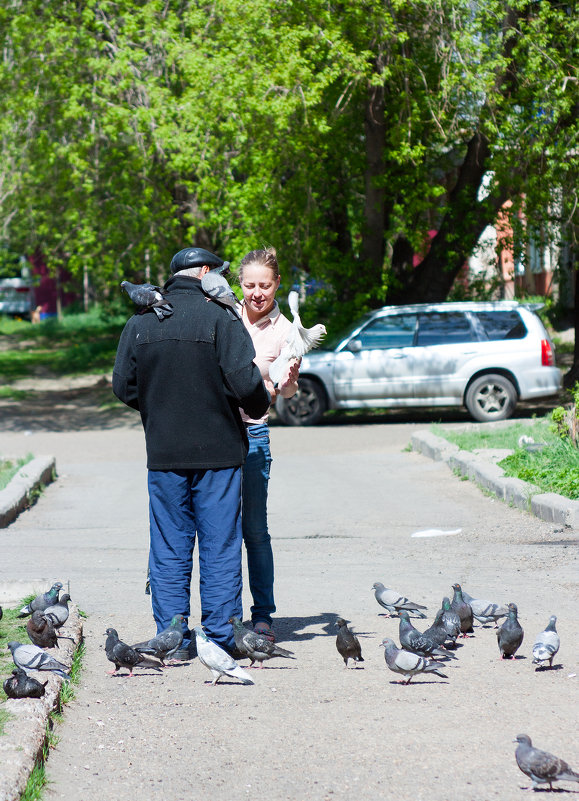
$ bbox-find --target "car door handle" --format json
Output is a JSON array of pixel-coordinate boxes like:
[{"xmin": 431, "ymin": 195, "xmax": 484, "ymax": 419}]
[{"xmin": 389, "ymin": 353, "xmax": 406, "ymax": 359}]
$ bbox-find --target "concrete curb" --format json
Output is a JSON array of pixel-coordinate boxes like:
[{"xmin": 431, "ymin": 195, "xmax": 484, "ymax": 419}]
[
  {"xmin": 411, "ymin": 430, "xmax": 579, "ymax": 528},
  {"xmin": 0, "ymin": 457, "xmax": 56, "ymax": 528},
  {"xmin": 0, "ymin": 608, "xmax": 83, "ymax": 801}
]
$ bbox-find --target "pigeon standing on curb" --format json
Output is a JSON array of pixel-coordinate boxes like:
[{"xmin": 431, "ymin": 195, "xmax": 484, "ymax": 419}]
[
  {"xmin": 380, "ymin": 638, "xmax": 448, "ymax": 685},
  {"xmin": 7, "ymin": 641, "xmax": 70, "ymax": 679},
  {"xmin": 451, "ymin": 583, "xmax": 474, "ymax": 637},
  {"xmin": 132, "ymin": 615, "xmax": 186, "ymax": 665},
  {"xmin": 120, "ymin": 281, "xmax": 173, "ymax": 320},
  {"xmin": 496, "ymin": 603, "xmax": 524, "ymax": 659},
  {"xmin": 398, "ymin": 611, "xmax": 457, "ymax": 660},
  {"xmin": 268, "ymin": 290, "xmax": 327, "ymax": 386},
  {"xmin": 532, "ymin": 615, "xmax": 560, "ymax": 668},
  {"xmin": 335, "ymin": 618, "xmax": 364, "ymax": 668},
  {"xmin": 17, "ymin": 582, "xmax": 63, "ymax": 618},
  {"xmin": 3, "ymin": 667, "xmax": 48, "ymax": 699},
  {"xmin": 26, "ymin": 610, "xmax": 59, "ymax": 649},
  {"xmin": 104, "ymin": 628, "xmax": 161, "ymax": 676},
  {"xmin": 43, "ymin": 593, "xmax": 71, "ymax": 630},
  {"xmin": 372, "ymin": 582, "xmax": 427, "ymax": 618},
  {"xmin": 193, "ymin": 626, "xmax": 254, "ymax": 685},
  {"xmin": 461, "ymin": 590, "xmax": 507, "ymax": 627},
  {"xmin": 514, "ymin": 734, "xmax": 579, "ymax": 790},
  {"xmin": 229, "ymin": 616, "xmax": 295, "ymax": 668}
]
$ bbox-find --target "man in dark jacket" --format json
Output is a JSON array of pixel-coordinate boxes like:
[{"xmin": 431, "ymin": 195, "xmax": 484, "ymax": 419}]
[{"xmin": 113, "ymin": 247, "xmax": 270, "ymax": 655}]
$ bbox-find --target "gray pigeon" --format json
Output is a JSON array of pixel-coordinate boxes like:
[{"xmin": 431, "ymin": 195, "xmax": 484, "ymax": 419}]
[
  {"xmin": 496, "ymin": 602, "xmax": 524, "ymax": 659},
  {"xmin": 132, "ymin": 614, "xmax": 186, "ymax": 665},
  {"xmin": 335, "ymin": 618, "xmax": 364, "ymax": 668},
  {"xmin": 515, "ymin": 734, "xmax": 579, "ymax": 790},
  {"xmin": 17, "ymin": 582, "xmax": 63, "ymax": 618},
  {"xmin": 440, "ymin": 597, "xmax": 461, "ymax": 644},
  {"xmin": 423, "ymin": 609, "xmax": 453, "ymax": 649},
  {"xmin": 380, "ymin": 637, "xmax": 448, "ymax": 685},
  {"xmin": 7, "ymin": 641, "xmax": 70, "ymax": 679},
  {"xmin": 26, "ymin": 610, "xmax": 59, "ymax": 649},
  {"xmin": 200, "ymin": 269, "xmax": 239, "ymax": 310},
  {"xmin": 398, "ymin": 611, "xmax": 457, "ymax": 660},
  {"xmin": 531, "ymin": 615, "xmax": 559, "ymax": 669},
  {"xmin": 193, "ymin": 626, "xmax": 254, "ymax": 685},
  {"xmin": 372, "ymin": 582, "xmax": 427, "ymax": 618},
  {"xmin": 461, "ymin": 590, "xmax": 507, "ymax": 627},
  {"xmin": 104, "ymin": 628, "xmax": 161, "ymax": 676},
  {"xmin": 120, "ymin": 281, "xmax": 173, "ymax": 320},
  {"xmin": 229, "ymin": 616, "xmax": 295, "ymax": 668},
  {"xmin": 43, "ymin": 593, "xmax": 71, "ymax": 630},
  {"xmin": 451, "ymin": 583, "xmax": 474, "ymax": 637},
  {"xmin": 3, "ymin": 667, "xmax": 48, "ymax": 699}
]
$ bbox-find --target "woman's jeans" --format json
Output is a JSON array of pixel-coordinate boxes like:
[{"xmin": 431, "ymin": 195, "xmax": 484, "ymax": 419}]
[{"xmin": 242, "ymin": 423, "xmax": 275, "ymax": 625}]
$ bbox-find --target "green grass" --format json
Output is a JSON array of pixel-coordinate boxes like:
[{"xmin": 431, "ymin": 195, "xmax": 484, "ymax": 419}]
[
  {"xmin": 0, "ymin": 308, "xmax": 127, "ymax": 381},
  {"xmin": 0, "ymin": 606, "xmax": 30, "ymax": 730},
  {"xmin": 430, "ymin": 419, "xmax": 556, "ymax": 452},
  {"xmin": 0, "ymin": 454, "xmax": 34, "ymax": 490}
]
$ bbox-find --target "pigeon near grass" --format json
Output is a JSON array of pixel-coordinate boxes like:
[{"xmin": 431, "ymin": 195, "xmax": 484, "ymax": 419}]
[
  {"xmin": 26, "ymin": 610, "xmax": 59, "ymax": 649},
  {"xmin": 193, "ymin": 626, "xmax": 254, "ymax": 686},
  {"xmin": 43, "ymin": 593, "xmax": 71, "ymax": 630},
  {"xmin": 7, "ymin": 641, "xmax": 70, "ymax": 679},
  {"xmin": 229, "ymin": 616, "xmax": 295, "ymax": 668},
  {"xmin": 268, "ymin": 291, "xmax": 327, "ymax": 386},
  {"xmin": 398, "ymin": 611, "xmax": 457, "ymax": 660},
  {"xmin": 450, "ymin": 583, "xmax": 474, "ymax": 637},
  {"xmin": 532, "ymin": 615, "xmax": 559, "ymax": 669},
  {"xmin": 121, "ymin": 281, "xmax": 173, "ymax": 320},
  {"xmin": 3, "ymin": 667, "xmax": 48, "ymax": 699},
  {"xmin": 335, "ymin": 618, "xmax": 364, "ymax": 668},
  {"xmin": 105, "ymin": 628, "xmax": 161, "ymax": 677},
  {"xmin": 17, "ymin": 582, "xmax": 63, "ymax": 618},
  {"xmin": 372, "ymin": 582, "xmax": 427, "ymax": 618},
  {"xmin": 515, "ymin": 734, "xmax": 579, "ymax": 790},
  {"xmin": 496, "ymin": 603, "xmax": 524, "ymax": 659},
  {"xmin": 461, "ymin": 590, "xmax": 507, "ymax": 627},
  {"xmin": 132, "ymin": 614, "xmax": 186, "ymax": 665},
  {"xmin": 380, "ymin": 638, "xmax": 448, "ymax": 685}
]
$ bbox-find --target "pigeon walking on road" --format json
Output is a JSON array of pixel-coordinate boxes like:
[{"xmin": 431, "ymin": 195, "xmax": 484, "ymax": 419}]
[
  {"xmin": 268, "ymin": 291, "xmax": 327, "ymax": 386},
  {"xmin": 461, "ymin": 590, "xmax": 507, "ymax": 627},
  {"xmin": 26, "ymin": 611, "xmax": 59, "ymax": 649},
  {"xmin": 43, "ymin": 594, "xmax": 71, "ymax": 630},
  {"xmin": 17, "ymin": 582, "xmax": 63, "ymax": 618},
  {"xmin": 335, "ymin": 618, "xmax": 364, "ymax": 668},
  {"xmin": 132, "ymin": 614, "xmax": 186, "ymax": 665},
  {"xmin": 7, "ymin": 641, "xmax": 70, "ymax": 679},
  {"xmin": 372, "ymin": 582, "xmax": 427, "ymax": 618},
  {"xmin": 229, "ymin": 616, "xmax": 295, "ymax": 668},
  {"xmin": 514, "ymin": 734, "xmax": 579, "ymax": 790},
  {"xmin": 3, "ymin": 667, "xmax": 48, "ymax": 699},
  {"xmin": 380, "ymin": 638, "xmax": 448, "ymax": 685},
  {"xmin": 440, "ymin": 597, "xmax": 461, "ymax": 644},
  {"xmin": 398, "ymin": 611, "xmax": 457, "ymax": 660},
  {"xmin": 120, "ymin": 281, "xmax": 173, "ymax": 320},
  {"xmin": 193, "ymin": 626, "xmax": 254, "ymax": 686},
  {"xmin": 531, "ymin": 615, "xmax": 560, "ymax": 669},
  {"xmin": 496, "ymin": 603, "xmax": 524, "ymax": 659},
  {"xmin": 451, "ymin": 583, "xmax": 474, "ymax": 637},
  {"xmin": 104, "ymin": 628, "xmax": 161, "ymax": 676}
]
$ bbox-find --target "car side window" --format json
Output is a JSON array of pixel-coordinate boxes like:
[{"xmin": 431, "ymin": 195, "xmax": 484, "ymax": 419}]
[
  {"xmin": 416, "ymin": 312, "xmax": 476, "ymax": 345},
  {"xmin": 474, "ymin": 311, "xmax": 527, "ymax": 340},
  {"xmin": 356, "ymin": 314, "xmax": 417, "ymax": 349}
]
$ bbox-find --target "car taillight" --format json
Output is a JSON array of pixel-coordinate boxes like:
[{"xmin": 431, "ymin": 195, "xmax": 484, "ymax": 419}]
[{"xmin": 541, "ymin": 339, "xmax": 554, "ymax": 367}]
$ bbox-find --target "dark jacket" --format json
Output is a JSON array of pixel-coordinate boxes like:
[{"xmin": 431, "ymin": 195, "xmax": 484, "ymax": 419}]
[{"xmin": 112, "ymin": 275, "xmax": 270, "ymax": 470}]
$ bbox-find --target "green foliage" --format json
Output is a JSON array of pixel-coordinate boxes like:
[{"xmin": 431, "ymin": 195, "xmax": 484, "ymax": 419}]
[
  {"xmin": 0, "ymin": 454, "xmax": 33, "ymax": 490},
  {"xmin": 431, "ymin": 419, "xmax": 557, "ymax": 452},
  {"xmin": 500, "ymin": 439, "xmax": 579, "ymax": 500}
]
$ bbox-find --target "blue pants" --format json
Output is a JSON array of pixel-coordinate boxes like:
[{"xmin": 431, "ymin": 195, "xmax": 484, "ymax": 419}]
[
  {"xmin": 242, "ymin": 423, "xmax": 275, "ymax": 625},
  {"xmin": 148, "ymin": 467, "xmax": 242, "ymax": 651}
]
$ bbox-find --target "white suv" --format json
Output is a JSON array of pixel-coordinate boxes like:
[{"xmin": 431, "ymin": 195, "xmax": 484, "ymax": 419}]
[{"xmin": 275, "ymin": 301, "xmax": 562, "ymax": 425}]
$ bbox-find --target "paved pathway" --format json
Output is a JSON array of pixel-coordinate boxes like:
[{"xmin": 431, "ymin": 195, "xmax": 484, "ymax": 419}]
[{"xmin": 1, "ymin": 420, "xmax": 578, "ymax": 801}]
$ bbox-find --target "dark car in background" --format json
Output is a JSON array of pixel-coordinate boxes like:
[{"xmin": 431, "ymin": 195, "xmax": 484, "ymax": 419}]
[{"xmin": 275, "ymin": 301, "xmax": 562, "ymax": 425}]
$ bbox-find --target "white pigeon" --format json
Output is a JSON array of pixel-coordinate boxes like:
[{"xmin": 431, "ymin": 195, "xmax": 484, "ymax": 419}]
[
  {"xmin": 193, "ymin": 626, "xmax": 254, "ymax": 686},
  {"xmin": 268, "ymin": 290, "xmax": 326, "ymax": 386},
  {"xmin": 532, "ymin": 615, "xmax": 560, "ymax": 668}
]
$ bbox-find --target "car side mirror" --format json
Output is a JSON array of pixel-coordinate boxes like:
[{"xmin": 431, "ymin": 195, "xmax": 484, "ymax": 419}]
[{"xmin": 346, "ymin": 339, "xmax": 362, "ymax": 353}]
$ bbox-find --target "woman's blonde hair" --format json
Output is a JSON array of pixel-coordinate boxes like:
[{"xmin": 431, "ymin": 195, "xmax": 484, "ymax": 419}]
[{"xmin": 239, "ymin": 247, "xmax": 280, "ymax": 281}]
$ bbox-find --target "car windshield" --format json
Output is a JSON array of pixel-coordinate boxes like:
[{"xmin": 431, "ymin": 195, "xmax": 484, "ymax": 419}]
[{"xmin": 321, "ymin": 314, "xmax": 374, "ymax": 351}]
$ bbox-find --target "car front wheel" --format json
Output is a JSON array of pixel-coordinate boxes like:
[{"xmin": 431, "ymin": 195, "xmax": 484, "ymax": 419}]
[
  {"xmin": 275, "ymin": 377, "xmax": 327, "ymax": 426},
  {"xmin": 465, "ymin": 373, "xmax": 517, "ymax": 422}
]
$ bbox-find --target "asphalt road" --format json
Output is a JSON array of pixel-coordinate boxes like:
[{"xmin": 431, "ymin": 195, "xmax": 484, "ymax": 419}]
[{"xmin": 1, "ymin": 419, "xmax": 578, "ymax": 801}]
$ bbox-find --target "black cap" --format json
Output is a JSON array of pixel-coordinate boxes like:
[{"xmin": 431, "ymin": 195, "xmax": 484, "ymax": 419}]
[{"xmin": 170, "ymin": 247, "xmax": 224, "ymax": 274}]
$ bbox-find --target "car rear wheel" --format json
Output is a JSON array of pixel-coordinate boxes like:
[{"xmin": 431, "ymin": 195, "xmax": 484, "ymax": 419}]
[
  {"xmin": 465, "ymin": 373, "xmax": 517, "ymax": 422},
  {"xmin": 275, "ymin": 377, "xmax": 327, "ymax": 426}
]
